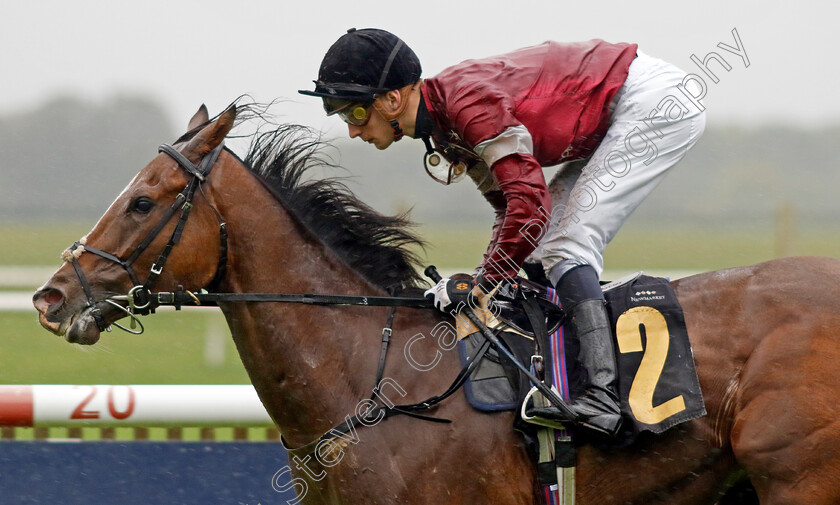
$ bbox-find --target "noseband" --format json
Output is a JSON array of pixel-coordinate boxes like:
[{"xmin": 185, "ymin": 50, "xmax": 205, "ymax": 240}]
[{"xmin": 63, "ymin": 142, "xmax": 228, "ymax": 334}]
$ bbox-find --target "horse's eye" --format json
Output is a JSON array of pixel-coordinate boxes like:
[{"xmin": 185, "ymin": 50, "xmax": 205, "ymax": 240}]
[{"xmin": 131, "ymin": 197, "xmax": 155, "ymax": 214}]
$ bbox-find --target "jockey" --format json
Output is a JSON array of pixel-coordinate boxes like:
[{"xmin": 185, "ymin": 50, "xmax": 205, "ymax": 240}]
[{"xmin": 300, "ymin": 28, "xmax": 705, "ymax": 437}]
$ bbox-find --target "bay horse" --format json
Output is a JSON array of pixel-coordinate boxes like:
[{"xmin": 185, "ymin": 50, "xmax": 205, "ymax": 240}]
[{"xmin": 33, "ymin": 104, "xmax": 840, "ymax": 504}]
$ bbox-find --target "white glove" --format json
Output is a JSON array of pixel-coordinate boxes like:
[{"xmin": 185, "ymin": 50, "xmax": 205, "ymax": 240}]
[{"xmin": 424, "ymin": 277, "xmax": 474, "ymax": 312}]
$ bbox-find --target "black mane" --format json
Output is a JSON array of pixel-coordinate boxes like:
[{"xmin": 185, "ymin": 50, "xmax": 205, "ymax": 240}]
[{"xmin": 234, "ymin": 122, "xmax": 426, "ymax": 293}]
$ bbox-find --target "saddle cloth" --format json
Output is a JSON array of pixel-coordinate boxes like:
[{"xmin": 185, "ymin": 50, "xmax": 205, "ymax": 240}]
[{"xmin": 459, "ymin": 274, "xmax": 706, "ymax": 438}]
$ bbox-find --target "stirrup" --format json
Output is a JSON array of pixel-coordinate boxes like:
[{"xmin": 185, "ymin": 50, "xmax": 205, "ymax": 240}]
[{"xmin": 520, "ymin": 385, "xmax": 568, "ymax": 430}]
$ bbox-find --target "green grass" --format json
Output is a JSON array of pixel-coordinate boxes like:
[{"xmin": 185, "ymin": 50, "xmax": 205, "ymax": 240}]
[
  {"xmin": 604, "ymin": 228, "xmax": 778, "ymax": 271},
  {"xmin": 0, "ymin": 310, "xmax": 249, "ymax": 385},
  {"xmin": 0, "ymin": 223, "xmax": 92, "ymax": 266},
  {"xmin": 414, "ymin": 226, "xmax": 493, "ymax": 269}
]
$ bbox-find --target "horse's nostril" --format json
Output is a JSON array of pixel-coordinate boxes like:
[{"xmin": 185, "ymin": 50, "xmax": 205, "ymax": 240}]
[
  {"xmin": 44, "ymin": 290, "xmax": 63, "ymax": 305},
  {"xmin": 33, "ymin": 288, "xmax": 64, "ymax": 312}
]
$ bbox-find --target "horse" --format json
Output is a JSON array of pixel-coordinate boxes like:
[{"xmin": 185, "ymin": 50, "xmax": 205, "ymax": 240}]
[{"xmin": 32, "ymin": 104, "xmax": 840, "ymax": 505}]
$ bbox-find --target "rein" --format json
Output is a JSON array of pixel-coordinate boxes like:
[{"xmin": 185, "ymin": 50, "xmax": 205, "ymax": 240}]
[{"xmin": 119, "ymin": 289, "xmax": 434, "ymax": 310}]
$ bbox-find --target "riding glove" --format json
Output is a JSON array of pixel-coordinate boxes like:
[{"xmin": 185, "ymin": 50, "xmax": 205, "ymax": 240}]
[{"xmin": 424, "ymin": 277, "xmax": 475, "ymax": 312}]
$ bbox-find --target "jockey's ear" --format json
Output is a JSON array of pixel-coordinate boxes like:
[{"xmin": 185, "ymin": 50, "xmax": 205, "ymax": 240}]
[
  {"xmin": 188, "ymin": 104, "xmax": 210, "ymax": 130},
  {"xmin": 373, "ymin": 89, "xmax": 404, "ymax": 119},
  {"xmin": 184, "ymin": 106, "xmax": 236, "ymax": 162}
]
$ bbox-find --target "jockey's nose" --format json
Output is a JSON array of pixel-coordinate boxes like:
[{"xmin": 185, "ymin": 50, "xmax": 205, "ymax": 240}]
[{"xmin": 348, "ymin": 124, "xmax": 362, "ymax": 139}]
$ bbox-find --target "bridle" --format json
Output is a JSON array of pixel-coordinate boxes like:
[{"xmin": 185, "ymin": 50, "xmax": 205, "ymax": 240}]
[
  {"xmin": 63, "ymin": 142, "xmax": 228, "ymax": 334},
  {"xmin": 63, "ymin": 141, "xmax": 432, "ymax": 335}
]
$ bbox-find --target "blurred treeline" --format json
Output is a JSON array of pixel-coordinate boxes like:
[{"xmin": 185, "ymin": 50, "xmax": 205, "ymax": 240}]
[{"xmin": 1, "ymin": 95, "xmax": 837, "ymax": 230}]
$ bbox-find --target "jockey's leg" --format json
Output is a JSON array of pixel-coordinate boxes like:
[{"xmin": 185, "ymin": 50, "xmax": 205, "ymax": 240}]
[
  {"xmin": 526, "ymin": 51, "xmax": 706, "ymax": 436},
  {"xmin": 523, "ymin": 159, "xmax": 587, "ymax": 286},
  {"xmin": 527, "ymin": 263, "xmax": 623, "ymax": 436}
]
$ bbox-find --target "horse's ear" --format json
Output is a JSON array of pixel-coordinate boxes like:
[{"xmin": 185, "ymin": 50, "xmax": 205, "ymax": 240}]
[
  {"xmin": 188, "ymin": 104, "xmax": 210, "ymax": 130},
  {"xmin": 184, "ymin": 106, "xmax": 236, "ymax": 160}
]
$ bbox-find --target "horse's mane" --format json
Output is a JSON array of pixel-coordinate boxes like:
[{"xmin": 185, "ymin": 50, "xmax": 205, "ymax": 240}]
[{"xmin": 176, "ymin": 106, "xmax": 425, "ymax": 293}]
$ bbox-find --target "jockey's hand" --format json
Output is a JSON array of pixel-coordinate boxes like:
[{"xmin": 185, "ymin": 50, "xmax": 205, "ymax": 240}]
[
  {"xmin": 424, "ymin": 276, "xmax": 475, "ymax": 312},
  {"xmin": 474, "ymin": 271, "xmax": 515, "ymax": 299}
]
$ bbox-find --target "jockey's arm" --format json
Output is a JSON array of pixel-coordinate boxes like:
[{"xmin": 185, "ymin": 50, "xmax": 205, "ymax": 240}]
[
  {"xmin": 478, "ymin": 189, "xmax": 506, "ymax": 269},
  {"xmin": 476, "ymin": 152, "xmax": 551, "ymax": 287}
]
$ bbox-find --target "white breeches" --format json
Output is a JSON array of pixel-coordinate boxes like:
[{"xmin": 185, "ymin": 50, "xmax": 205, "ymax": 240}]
[{"xmin": 534, "ymin": 51, "xmax": 707, "ymax": 284}]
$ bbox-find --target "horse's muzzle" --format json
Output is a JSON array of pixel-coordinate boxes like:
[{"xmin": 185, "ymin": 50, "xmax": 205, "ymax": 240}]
[{"xmin": 33, "ymin": 285, "xmax": 102, "ymax": 345}]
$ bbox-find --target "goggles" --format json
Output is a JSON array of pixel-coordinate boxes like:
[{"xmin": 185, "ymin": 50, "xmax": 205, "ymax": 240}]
[{"xmin": 323, "ymin": 97, "xmax": 375, "ymax": 126}]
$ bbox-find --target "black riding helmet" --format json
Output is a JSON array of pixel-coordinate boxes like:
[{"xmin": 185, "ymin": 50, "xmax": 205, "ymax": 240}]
[{"xmin": 299, "ymin": 28, "xmax": 422, "ymax": 114}]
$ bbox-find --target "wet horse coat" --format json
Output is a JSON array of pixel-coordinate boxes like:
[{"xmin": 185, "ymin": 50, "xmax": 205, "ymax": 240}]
[{"xmin": 33, "ymin": 106, "xmax": 840, "ymax": 504}]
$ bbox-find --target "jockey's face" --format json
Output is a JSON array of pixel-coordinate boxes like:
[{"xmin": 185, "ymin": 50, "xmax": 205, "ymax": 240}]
[{"xmin": 347, "ymin": 99, "xmax": 396, "ymax": 150}]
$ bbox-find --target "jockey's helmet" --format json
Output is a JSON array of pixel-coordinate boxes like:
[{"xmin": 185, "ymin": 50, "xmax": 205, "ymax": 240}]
[{"xmin": 299, "ymin": 28, "xmax": 421, "ymax": 116}]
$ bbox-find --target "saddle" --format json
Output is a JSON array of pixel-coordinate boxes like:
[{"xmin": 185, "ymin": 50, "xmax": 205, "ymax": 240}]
[
  {"xmin": 489, "ymin": 278, "xmax": 565, "ymax": 337},
  {"xmin": 455, "ymin": 277, "xmax": 566, "ymax": 412}
]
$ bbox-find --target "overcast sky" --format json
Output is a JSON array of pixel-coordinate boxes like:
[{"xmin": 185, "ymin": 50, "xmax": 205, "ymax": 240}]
[{"xmin": 0, "ymin": 1, "xmax": 826, "ymax": 138}]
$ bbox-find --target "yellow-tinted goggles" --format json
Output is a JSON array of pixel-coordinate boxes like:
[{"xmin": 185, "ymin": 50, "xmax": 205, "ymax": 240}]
[{"xmin": 323, "ymin": 98, "xmax": 375, "ymax": 126}]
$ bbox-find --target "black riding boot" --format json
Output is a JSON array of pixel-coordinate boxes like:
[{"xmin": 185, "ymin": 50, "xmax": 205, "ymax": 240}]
[{"xmin": 526, "ymin": 265, "xmax": 622, "ymax": 437}]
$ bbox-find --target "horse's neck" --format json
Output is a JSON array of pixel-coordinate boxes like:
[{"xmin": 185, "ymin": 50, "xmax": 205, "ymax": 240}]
[{"xmin": 209, "ymin": 158, "xmax": 388, "ymax": 445}]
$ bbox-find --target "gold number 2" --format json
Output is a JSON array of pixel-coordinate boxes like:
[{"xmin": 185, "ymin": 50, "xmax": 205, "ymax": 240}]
[{"xmin": 616, "ymin": 306, "xmax": 686, "ymax": 425}]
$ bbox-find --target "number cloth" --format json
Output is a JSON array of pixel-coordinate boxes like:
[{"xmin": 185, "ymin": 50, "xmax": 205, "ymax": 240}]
[{"xmin": 605, "ymin": 275, "xmax": 705, "ymax": 436}]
